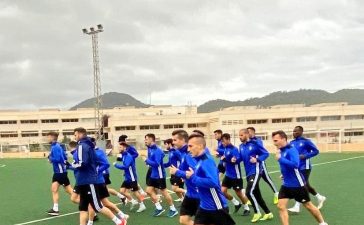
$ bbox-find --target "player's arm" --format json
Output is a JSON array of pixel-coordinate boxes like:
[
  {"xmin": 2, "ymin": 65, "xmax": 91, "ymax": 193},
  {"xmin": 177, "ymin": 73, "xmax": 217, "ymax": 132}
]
[
  {"xmin": 278, "ymin": 149, "xmax": 299, "ymax": 168},
  {"xmin": 190, "ymin": 160, "xmax": 219, "ymax": 188},
  {"xmin": 145, "ymin": 150, "xmax": 162, "ymax": 167},
  {"xmin": 304, "ymin": 140, "xmax": 320, "ymax": 159},
  {"xmin": 255, "ymin": 144, "xmax": 269, "ymax": 162}
]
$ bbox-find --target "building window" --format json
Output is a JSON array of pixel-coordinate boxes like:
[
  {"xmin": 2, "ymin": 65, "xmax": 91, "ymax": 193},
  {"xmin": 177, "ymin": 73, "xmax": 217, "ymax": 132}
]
[
  {"xmin": 221, "ymin": 120, "xmax": 244, "ymax": 125},
  {"xmin": 41, "ymin": 119, "xmax": 59, "ymax": 123},
  {"xmin": 344, "ymin": 115, "xmax": 364, "ymax": 120},
  {"xmin": 344, "ymin": 131, "xmax": 364, "ymax": 137},
  {"xmin": 187, "ymin": 123, "xmax": 207, "ymax": 128},
  {"xmin": 0, "ymin": 132, "xmax": 18, "ymax": 138},
  {"xmin": 164, "ymin": 124, "xmax": 184, "ymax": 129},
  {"xmin": 21, "ymin": 133, "xmax": 39, "ymax": 137},
  {"xmin": 140, "ymin": 125, "xmax": 160, "ymax": 130},
  {"xmin": 115, "ymin": 126, "xmax": 136, "ymax": 131},
  {"xmin": 247, "ymin": 119, "xmax": 268, "ymax": 125},
  {"xmin": 296, "ymin": 117, "xmax": 317, "ymax": 122},
  {"xmin": 20, "ymin": 120, "xmax": 38, "ymax": 124},
  {"xmin": 321, "ymin": 116, "xmax": 341, "ymax": 121},
  {"xmin": 41, "ymin": 130, "xmax": 59, "ymax": 136},
  {"xmin": 62, "ymin": 132, "xmax": 74, "ymax": 136},
  {"xmin": 61, "ymin": 118, "xmax": 79, "ymax": 123},
  {"xmin": 0, "ymin": 120, "xmax": 17, "ymax": 124},
  {"xmin": 272, "ymin": 118, "xmax": 293, "ymax": 123}
]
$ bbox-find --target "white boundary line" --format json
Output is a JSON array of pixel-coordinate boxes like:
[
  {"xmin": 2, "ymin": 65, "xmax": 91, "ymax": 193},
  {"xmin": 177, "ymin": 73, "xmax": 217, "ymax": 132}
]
[
  {"xmin": 13, "ymin": 155, "xmax": 364, "ymax": 225},
  {"xmin": 0, "ymin": 164, "xmax": 6, "ymax": 168}
]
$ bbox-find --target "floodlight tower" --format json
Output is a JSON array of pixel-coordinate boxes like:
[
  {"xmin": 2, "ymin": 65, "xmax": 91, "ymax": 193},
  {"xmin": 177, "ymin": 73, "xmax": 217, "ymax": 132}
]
[{"xmin": 82, "ymin": 24, "xmax": 104, "ymax": 140}]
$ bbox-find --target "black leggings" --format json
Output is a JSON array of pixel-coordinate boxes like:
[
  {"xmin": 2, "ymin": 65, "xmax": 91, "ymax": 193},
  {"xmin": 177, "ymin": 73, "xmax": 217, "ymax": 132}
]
[
  {"xmin": 302, "ymin": 169, "xmax": 317, "ymax": 196},
  {"xmin": 246, "ymin": 174, "xmax": 270, "ymax": 214},
  {"xmin": 261, "ymin": 162, "xmax": 278, "ymax": 193}
]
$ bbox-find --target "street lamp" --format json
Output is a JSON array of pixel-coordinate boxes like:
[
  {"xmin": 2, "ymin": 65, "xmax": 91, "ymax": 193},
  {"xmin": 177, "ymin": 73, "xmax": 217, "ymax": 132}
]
[{"xmin": 82, "ymin": 24, "xmax": 104, "ymax": 140}]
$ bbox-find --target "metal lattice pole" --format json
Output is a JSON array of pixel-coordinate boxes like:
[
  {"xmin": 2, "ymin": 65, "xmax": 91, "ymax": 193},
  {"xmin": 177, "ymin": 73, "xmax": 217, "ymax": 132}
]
[{"xmin": 83, "ymin": 25, "xmax": 104, "ymax": 140}]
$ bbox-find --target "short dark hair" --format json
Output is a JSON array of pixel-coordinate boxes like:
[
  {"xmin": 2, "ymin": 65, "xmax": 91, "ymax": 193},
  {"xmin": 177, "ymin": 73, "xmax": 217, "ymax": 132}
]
[
  {"xmin": 118, "ymin": 135, "xmax": 128, "ymax": 143},
  {"xmin": 272, "ymin": 130, "xmax": 288, "ymax": 140},
  {"xmin": 221, "ymin": 133, "xmax": 231, "ymax": 140},
  {"xmin": 90, "ymin": 137, "xmax": 96, "ymax": 143},
  {"xmin": 188, "ymin": 133, "xmax": 206, "ymax": 147},
  {"xmin": 74, "ymin": 127, "xmax": 87, "ymax": 134},
  {"xmin": 119, "ymin": 142, "xmax": 128, "ymax": 147},
  {"xmin": 192, "ymin": 130, "xmax": 205, "ymax": 137},
  {"xmin": 46, "ymin": 131, "xmax": 59, "ymax": 139},
  {"xmin": 295, "ymin": 126, "xmax": 304, "ymax": 132},
  {"xmin": 214, "ymin": 129, "xmax": 223, "ymax": 134},
  {"xmin": 69, "ymin": 141, "xmax": 78, "ymax": 148},
  {"xmin": 164, "ymin": 138, "xmax": 173, "ymax": 145},
  {"xmin": 145, "ymin": 133, "xmax": 156, "ymax": 141},
  {"xmin": 172, "ymin": 129, "xmax": 188, "ymax": 142},
  {"xmin": 247, "ymin": 127, "xmax": 256, "ymax": 132}
]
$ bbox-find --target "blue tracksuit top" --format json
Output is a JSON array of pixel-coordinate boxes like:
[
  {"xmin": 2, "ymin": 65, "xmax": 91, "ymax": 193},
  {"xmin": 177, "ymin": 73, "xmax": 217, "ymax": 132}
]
[
  {"xmin": 290, "ymin": 136, "xmax": 319, "ymax": 171},
  {"xmin": 191, "ymin": 152, "xmax": 228, "ymax": 211},
  {"xmin": 67, "ymin": 149, "xmax": 79, "ymax": 183},
  {"xmin": 221, "ymin": 144, "xmax": 242, "ymax": 179},
  {"xmin": 145, "ymin": 144, "xmax": 166, "ymax": 179},
  {"xmin": 278, "ymin": 144, "xmax": 306, "ymax": 188},
  {"xmin": 95, "ymin": 147, "xmax": 110, "ymax": 184},
  {"xmin": 115, "ymin": 151, "xmax": 138, "ymax": 182},
  {"xmin": 127, "ymin": 145, "xmax": 139, "ymax": 159},
  {"xmin": 239, "ymin": 140, "xmax": 269, "ymax": 177},
  {"xmin": 176, "ymin": 150, "xmax": 199, "ymax": 199},
  {"xmin": 49, "ymin": 142, "xmax": 67, "ymax": 174},
  {"xmin": 250, "ymin": 136, "xmax": 264, "ymax": 147},
  {"xmin": 164, "ymin": 148, "xmax": 182, "ymax": 168},
  {"xmin": 73, "ymin": 137, "xmax": 98, "ymax": 185}
]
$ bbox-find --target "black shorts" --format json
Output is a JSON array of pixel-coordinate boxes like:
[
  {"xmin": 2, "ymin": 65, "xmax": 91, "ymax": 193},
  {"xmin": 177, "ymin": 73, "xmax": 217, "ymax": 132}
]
[
  {"xmin": 194, "ymin": 207, "xmax": 235, "ymax": 225},
  {"xmin": 121, "ymin": 181, "xmax": 139, "ymax": 192},
  {"xmin": 148, "ymin": 178, "xmax": 167, "ymax": 190},
  {"xmin": 222, "ymin": 176, "xmax": 243, "ymax": 190},
  {"xmin": 97, "ymin": 183, "xmax": 110, "ymax": 199},
  {"xmin": 146, "ymin": 167, "xmax": 152, "ymax": 186},
  {"xmin": 170, "ymin": 175, "xmax": 184, "ymax": 188},
  {"xmin": 103, "ymin": 174, "xmax": 112, "ymax": 185},
  {"xmin": 180, "ymin": 196, "xmax": 200, "ymax": 216},
  {"xmin": 73, "ymin": 185, "xmax": 80, "ymax": 194},
  {"xmin": 52, "ymin": 173, "xmax": 70, "ymax": 186},
  {"xmin": 218, "ymin": 162, "xmax": 226, "ymax": 174},
  {"xmin": 78, "ymin": 184, "xmax": 104, "ymax": 212},
  {"xmin": 278, "ymin": 186, "xmax": 310, "ymax": 203}
]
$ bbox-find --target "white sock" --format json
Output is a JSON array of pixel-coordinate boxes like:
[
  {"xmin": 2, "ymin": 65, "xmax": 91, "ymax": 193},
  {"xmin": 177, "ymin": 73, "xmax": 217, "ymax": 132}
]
[
  {"xmin": 319, "ymin": 222, "xmax": 327, "ymax": 225},
  {"xmin": 315, "ymin": 193, "xmax": 323, "ymax": 199},
  {"xmin": 170, "ymin": 205, "xmax": 176, "ymax": 211},
  {"xmin": 140, "ymin": 202, "xmax": 146, "ymax": 207},
  {"xmin": 53, "ymin": 203, "xmax": 59, "ymax": 211},
  {"xmin": 131, "ymin": 199, "xmax": 138, "ymax": 204},
  {"xmin": 294, "ymin": 202, "xmax": 301, "ymax": 208},
  {"xmin": 112, "ymin": 216, "xmax": 122, "ymax": 224},
  {"xmin": 241, "ymin": 189, "xmax": 246, "ymax": 195},
  {"xmin": 117, "ymin": 211, "xmax": 125, "ymax": 219},
  {"xmin": 244, "ymin": 204, "xmax": 250, "ymax": 210},
  {"xmin": 231, "ymin": 197, "xmax": 240, "ymax": 206},
  {"xmin": 155, "ymin": 202, "xmax": 163, "ymax": 210},
  {"xmin": 87, "ymin": 221, "xmax": 94, "ymax": 225},
  {"xmin": 117, "ymin": 193, "xmax": 124, "ymax": 199}
]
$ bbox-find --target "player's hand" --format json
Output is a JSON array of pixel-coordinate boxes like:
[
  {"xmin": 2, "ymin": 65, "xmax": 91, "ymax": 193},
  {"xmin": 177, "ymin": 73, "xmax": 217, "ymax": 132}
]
[
  {"xmin": 299, "ymin": 154, "xmax": 305, "ymax": 160},
  {"xmin": 250, "ymin": 157, "xmax": 257, "ymax": 163},
  {"xmin": 280, "ymin": 174, "xmax": 284, "ymax": 180},
  {"xmin": 170, "ymin": 165, "xmax": 178, "ymax": 175},
  {"xmin": 231, "ymin": 157, "xmax": 237, "ymax": 163},
  {"xmin": 113, "ymin": 162, "xmax": 117, "ymax": 166},
  {"xmin": 141, "ymin": 156, "xmax": 147, "ymax": 161},
  {"xmin": 220, "ymin": 155, "xmax": 226, "ymax": 161},
  {"xmin": 186, "ymin": 167, "xmax": 194, "ymax": 179}
]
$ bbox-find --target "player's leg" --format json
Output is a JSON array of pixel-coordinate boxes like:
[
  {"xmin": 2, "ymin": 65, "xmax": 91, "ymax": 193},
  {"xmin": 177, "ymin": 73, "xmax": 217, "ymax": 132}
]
[
  {"xmin": 304, "ymin": 170, "xmax": 326, "ymax": 209},
  {"xmin": 277, "ymin": 198, "xmax": 290, "ymax": 225},
  {"xmin": 221, "ymin": 177, "xmax": 241, "ymax": 213},
  {"xmin": 261, "ymin": 162, "xmax": 279, "ymax": 204},
  {"xmin": 251, "ymin": 180, "xmax": 273, "ymax": 221},
  {"xmin": 160, "ymin": 187, "xmax": 178, "ymax": 217},
  {"xmin": 48, "ymin": 181, "xmax": 60, "ymax": 215},
  {"xmin": 233, "ymin": 180, "xmax": 250, "ymax": 216},
  {"xmin": 246, "ymin": 174, "xmax": 263, "ymax": 222},
  {"xmin": 101, "ymin": 198, "xmax": 129, "ymax": 220},
  {"xmin": 132, "ymin": 184, "xmax": 146, "ymax": 212},
  {"xmin": 302, "ymin": 202, "xmax": 328, "ymax": 225}
]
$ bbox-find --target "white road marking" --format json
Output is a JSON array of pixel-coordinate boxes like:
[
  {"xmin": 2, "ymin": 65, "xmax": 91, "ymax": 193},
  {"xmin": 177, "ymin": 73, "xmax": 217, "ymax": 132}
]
[{"xmin": 13, "ymin": 155, "xmax": 364, "ymax": 225}]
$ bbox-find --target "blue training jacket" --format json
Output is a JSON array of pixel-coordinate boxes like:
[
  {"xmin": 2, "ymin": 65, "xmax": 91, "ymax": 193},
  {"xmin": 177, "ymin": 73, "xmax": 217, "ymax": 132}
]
[
  {"xmin": 221, "ymin": 144, "xmax": 242, "ymax": 179},
  {"xmin": 73, "ymin": 137, "xmax": 98, "ymax": 185},
  {"xmin": 67, "ymin": 149, "xmax": 78, "ymax": 183},
  {"xmin": 49, "ymin": 142, "xmax": 67, "ymax": 174},
  {"xmin": 145, "ymin": 144, "xmax": 166, "ymax": 179},
  {"xmin": 164, "ymin": 148, "xmax": 182, "ymax": 168},
  {"xmin": 176, "ymin": 145, "xmax": 199, "ymax": 199},
  {"xmin": 190, "ymin": 152, "xmax": 228, "ymax": 211},
  {"xmin": 127, "ymin": 145, "xmax": 139, "ymax": 159},
  {"xmin": 290, "ymin": 136, "xmax": 319, "ymax": 171},
  {"xmin": 239, "ymin": 140, "xmax": 269, "ymax": 177},
  {"xmin": 250, "ymin": 136, "xmax": 264, "ymax": 147},
  {"xmin": 95, "ymin": 147, "xmax": 110, "ymax": 184},
  {"xmin": 114, "ymin": 151, "xmax": 138, "ymax": 182},
  {"xmin": 278, "ymin": 144, "xmax": 306, "ymax": 188}
]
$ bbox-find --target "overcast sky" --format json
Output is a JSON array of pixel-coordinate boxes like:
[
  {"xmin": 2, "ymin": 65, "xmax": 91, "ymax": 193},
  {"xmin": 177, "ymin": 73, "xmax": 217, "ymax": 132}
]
[{"xmin": 1, "ymin": 0, "xmax": 364, "ymax": 109}]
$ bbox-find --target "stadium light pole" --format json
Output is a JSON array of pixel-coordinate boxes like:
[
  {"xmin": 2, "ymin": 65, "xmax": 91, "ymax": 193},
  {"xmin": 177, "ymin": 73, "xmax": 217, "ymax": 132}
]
[{"xmin": 82, "ymin": 24, "xmax": 104, "ymax": 141}]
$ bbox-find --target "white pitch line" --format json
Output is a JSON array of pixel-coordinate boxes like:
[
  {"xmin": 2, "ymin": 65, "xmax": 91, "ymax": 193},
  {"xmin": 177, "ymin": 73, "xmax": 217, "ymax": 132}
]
[
  {"xmin": 13, "ymin": 155, "xmax": 364, "ymax": 225},
  {"xmin": 0, "ymin": 164, "xmax": 6, "ymax": 168}
]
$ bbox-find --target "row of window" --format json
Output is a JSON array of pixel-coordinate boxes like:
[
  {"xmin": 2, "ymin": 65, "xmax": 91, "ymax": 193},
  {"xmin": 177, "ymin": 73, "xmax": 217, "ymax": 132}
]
[
  {"xmin": 0, "ymin": 119, "xmax": 79, "ymax": 125},
  {"xmin": 115, "ymin": 123, "xmax": 208, "ymax": 131},
  {"xmin": 221, "ymin": 114, "xmax": 364, "ymax": 125}
]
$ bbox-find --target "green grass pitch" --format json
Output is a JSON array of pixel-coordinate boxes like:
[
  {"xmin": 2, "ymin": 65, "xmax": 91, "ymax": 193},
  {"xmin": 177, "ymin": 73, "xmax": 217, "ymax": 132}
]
[{"xmin": 0, "ymin": 153, "xmax": 364, "ymax": 225}]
